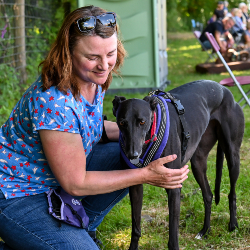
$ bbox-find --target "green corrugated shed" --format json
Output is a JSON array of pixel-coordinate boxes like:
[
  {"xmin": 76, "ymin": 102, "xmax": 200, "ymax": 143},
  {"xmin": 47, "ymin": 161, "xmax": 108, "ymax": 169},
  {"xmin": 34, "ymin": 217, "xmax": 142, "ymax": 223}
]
[{"xmin": 78, "ymin": 0, "xmax": 169, "ymax": 93}]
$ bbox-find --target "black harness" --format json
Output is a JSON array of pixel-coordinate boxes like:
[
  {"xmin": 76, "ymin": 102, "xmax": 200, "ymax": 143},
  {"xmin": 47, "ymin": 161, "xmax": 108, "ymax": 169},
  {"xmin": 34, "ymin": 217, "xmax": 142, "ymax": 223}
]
[{"xmin": 148, "ymin": 90, "xmax": 190, "ymax": 162}]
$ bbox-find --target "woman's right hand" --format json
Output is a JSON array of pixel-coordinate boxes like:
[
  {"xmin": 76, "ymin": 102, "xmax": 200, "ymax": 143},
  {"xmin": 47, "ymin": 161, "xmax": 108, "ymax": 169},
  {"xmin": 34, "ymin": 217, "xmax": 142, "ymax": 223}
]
[{"xmin": 143, "ymin": 154, "xmax": 189, "ymax": 189}]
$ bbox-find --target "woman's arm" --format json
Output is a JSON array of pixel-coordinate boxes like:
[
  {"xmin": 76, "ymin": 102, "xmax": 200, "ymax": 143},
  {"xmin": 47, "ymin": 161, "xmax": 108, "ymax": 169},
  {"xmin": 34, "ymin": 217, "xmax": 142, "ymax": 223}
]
[
  {"xmin": 39, "ymin": 130, "xmax": 189, "ymax": 197},
  {"xmin": 103, "ymin": 120, "xmax": 119, "ymax": 141}
]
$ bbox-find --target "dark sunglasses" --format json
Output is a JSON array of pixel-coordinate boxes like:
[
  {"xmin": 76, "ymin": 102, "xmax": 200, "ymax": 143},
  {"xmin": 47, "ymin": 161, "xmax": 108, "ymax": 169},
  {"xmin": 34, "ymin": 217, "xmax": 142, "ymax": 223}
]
[{"xmin": 76, "ymin": 12, "xmax": 116, "ymax": 32}]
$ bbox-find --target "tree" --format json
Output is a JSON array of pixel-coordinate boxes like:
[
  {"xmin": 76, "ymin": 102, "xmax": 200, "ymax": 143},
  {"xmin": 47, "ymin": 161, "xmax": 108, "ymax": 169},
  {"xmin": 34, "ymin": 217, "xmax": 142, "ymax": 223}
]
[{"xmin": 167, "ymin": 0, "xmax": 246, "ymax": 32}]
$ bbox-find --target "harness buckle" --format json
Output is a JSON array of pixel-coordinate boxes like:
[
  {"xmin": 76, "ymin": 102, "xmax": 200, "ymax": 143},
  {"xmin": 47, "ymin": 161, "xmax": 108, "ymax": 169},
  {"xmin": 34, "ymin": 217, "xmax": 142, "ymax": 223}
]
[
  {"xmin": 173, "ymin": 100, "xmax": 185, "ymax": 115},
  {"xmin": 183, "ymin": 131, "xmax": 190, "ymax": 140}
]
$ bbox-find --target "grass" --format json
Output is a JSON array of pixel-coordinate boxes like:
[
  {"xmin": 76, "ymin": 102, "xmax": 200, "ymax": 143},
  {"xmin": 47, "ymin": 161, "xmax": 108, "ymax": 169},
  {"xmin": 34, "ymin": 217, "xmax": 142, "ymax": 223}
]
[
  {"xmin": 0, "ymin": 34, "xmax": 249, "ymax": 249},
  {"xmin": 99, "ymin": 34, "xmax": 250, "ymax": 249}
]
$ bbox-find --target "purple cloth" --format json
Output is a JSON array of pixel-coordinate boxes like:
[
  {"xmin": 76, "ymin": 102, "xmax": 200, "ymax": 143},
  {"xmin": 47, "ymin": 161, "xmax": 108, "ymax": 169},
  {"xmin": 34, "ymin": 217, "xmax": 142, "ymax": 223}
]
[{"xmin": 46, "ymin": 187, "xmax": 89, "ymax": 229}]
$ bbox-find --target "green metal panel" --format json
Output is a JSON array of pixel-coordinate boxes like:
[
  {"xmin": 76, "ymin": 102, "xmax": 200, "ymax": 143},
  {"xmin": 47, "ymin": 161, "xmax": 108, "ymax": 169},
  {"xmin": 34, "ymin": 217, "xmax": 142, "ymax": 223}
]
[{"xmin": 78, "ymin": 0, "xmax": 168, "ymax": 91}]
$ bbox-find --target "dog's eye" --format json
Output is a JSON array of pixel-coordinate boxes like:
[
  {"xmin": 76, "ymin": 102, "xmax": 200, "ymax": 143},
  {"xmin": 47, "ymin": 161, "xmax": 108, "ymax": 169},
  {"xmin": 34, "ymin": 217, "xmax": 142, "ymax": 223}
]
[
  {"xmin": 140, "ymin": 121, "xmax": 145, "ymax": 125},
  {"xmin": 120, "ymin": 121, "xmax": 124, "ymax": 126}
]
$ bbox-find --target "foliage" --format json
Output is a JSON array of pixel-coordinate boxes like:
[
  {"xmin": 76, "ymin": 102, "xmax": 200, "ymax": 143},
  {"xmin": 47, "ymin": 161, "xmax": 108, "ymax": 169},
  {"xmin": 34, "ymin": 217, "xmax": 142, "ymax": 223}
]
[
  {"xmin": 167, "ymin": 0, "xmax": 246, "ymax": 31},
  {"xmin": 0, "ymin": 0, "xmax": 78, "ymax": 125},
  {"xmin": 0, "ymin": 65, "xmax": 25, "ymax": 125},
  {"xmin": 100, "ymin": 34, "xmax": 250, "ymax": 249}
]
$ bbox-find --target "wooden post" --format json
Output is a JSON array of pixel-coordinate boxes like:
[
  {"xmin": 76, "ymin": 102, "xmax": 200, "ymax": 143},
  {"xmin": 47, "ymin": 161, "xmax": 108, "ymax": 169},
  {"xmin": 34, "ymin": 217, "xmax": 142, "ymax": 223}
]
[
  {"xmin": 14, "ymin": 0, "xmax": 26, "ymax": 84},
  {"xmin": 63, "ymin": 1, "xmax": 71, "ymax": 18}
]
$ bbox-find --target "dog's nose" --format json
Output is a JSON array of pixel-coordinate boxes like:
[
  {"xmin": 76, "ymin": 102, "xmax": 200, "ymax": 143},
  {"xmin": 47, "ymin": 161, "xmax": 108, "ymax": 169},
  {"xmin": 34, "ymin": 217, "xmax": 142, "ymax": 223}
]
[{"xmin": 129, "ymin": 151, "xmax": 139, "ymax": 159}]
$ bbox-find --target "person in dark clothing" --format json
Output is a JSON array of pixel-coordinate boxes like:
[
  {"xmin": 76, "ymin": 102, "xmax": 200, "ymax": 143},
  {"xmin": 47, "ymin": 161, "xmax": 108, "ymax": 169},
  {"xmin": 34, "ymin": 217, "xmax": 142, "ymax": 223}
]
[
  {"xmin": 200, "ymin": 16, "xmax": 235, "ymax": 54},
  {"xmin": 212, "ymin": 1, "xmax": 225, "ymax": 22}
]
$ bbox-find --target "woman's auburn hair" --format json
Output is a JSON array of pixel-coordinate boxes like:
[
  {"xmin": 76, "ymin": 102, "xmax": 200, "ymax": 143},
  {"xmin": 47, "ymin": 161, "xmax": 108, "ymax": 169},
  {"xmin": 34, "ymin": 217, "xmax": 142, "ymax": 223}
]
[{"xmin": 39, "ymin": 5, "xmax": 126, "ymax": 99}]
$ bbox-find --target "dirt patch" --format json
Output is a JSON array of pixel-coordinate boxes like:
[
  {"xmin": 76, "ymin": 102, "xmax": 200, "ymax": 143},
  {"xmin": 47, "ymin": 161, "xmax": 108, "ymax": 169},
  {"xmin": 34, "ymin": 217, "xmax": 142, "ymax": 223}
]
[{"xmin": 167, "ymin": 32, "xmax": 194, "ymax": 39}]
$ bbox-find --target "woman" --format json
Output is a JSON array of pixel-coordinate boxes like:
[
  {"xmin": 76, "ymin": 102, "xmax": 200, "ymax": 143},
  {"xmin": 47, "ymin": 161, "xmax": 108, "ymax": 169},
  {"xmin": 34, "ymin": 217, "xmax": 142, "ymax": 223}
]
[
  {"xmin": 0, "ymin": 5, "xmax": 189, "ymax": 250},
  {"xmin": 232, "ymin": 8, "xmax": 246, "ymax": 34},
  {"xmin": 239, "ymin": 2, "xmax": 249, "ymax": 27}
]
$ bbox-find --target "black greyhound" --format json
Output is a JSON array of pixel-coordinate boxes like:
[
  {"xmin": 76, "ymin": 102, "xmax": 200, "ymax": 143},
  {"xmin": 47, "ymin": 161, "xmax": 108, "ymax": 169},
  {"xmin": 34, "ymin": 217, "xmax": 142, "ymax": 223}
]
[{"xmin": 112, "ymin": 80, "xmax": 245, "ymax": 250}]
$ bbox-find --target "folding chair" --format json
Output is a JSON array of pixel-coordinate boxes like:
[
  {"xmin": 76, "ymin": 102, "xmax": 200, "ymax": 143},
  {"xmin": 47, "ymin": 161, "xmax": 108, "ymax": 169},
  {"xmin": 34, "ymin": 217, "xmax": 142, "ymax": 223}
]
[
  {"xmin": 205, "ymin": 32, "xmax": 250, "ymax": 108},
  {"xmin": 193, "ymin": 30, "xmax": 217, "ymax": 63},
  {"xmin": 191, "ymin": 19, "xmax": 203, "ymax": 32}
]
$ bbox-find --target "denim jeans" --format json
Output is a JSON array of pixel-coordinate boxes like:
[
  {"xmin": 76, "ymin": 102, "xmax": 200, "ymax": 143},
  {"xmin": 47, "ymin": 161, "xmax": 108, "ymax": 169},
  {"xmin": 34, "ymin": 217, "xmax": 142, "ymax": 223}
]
[
  {"xmin": 0, "ymin": 142, "xmax": 129, "ymax": 250},
  {"xmin": 202, "ymin": 40, "xmax": 212, "ymax": 49}
]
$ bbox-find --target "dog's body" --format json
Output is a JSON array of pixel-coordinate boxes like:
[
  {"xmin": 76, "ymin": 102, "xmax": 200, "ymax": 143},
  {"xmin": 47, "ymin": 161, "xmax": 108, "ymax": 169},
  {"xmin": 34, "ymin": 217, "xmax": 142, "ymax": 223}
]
[{"xmin": 112, "ymin": 80, "xmax": 245, "ymax": 250}]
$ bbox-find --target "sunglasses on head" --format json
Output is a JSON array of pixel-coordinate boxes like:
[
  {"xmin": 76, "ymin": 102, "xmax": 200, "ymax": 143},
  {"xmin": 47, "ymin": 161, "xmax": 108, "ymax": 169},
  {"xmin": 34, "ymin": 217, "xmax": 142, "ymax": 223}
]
[{"xmin": 76, "ymin": 12, "xmax": 116, "ymax": 32}]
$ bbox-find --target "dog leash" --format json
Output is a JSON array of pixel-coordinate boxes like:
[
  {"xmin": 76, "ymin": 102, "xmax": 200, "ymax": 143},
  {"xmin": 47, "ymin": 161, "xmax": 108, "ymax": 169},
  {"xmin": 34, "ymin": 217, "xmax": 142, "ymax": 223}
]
[
  {"xmin": 149, "ymin": 90, "xmax": 190, "ymax": 162},
  {"xmin": 119, "ymin": 93, "xmax": 170, "ymax": 169},
  {"xmin": 144, "ymin": 112, "xmax": 157, "ymax": 144},
  {"xmin": 119, "ymin": 90, "xmax": 190, "ymax": 169}
]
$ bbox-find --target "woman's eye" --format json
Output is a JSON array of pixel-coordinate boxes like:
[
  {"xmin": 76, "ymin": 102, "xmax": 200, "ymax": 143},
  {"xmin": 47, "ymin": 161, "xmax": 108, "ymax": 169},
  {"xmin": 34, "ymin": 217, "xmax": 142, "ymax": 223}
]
[
  {"xmin": 88, "ymin": 57, "xmax": 97, "ymax": 61},
  {"xmin": 140, "ymin": 121, "xmax": 145, "ymax": 125}
]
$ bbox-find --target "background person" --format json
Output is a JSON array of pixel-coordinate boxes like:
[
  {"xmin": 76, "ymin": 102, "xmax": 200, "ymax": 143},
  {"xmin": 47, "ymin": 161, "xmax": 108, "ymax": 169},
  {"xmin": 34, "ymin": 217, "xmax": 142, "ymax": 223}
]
[
  {"xmin": 232, "ymin": 8, "xmax": 246, "ymax": 34},
  {"xmin": 239, "ymin": 2, "xmax": 249, "ymax": 27},
  {"xmin": 212, "ymin": 1, "xmax": 225, "ymax": 22},
  {"xmin": 0, "ymin": 5, "xmax": 189, "ymax": 250},
  {"xmin": 241, "ymin": 21, "xmax": 250, "ymax": 45},
  {"xmin": 224, "ymin": 1, "xmax": 229, "ymax": 16},
  {"xmin": 200, "ymin": 16, "xmax": 235, "ymax": 54}
]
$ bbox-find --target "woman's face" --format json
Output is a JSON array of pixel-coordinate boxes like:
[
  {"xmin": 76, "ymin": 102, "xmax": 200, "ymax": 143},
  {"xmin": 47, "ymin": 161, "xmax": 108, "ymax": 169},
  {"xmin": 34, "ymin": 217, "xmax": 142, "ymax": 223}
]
[
  {"xmin": 237, "ymin": 9, "xmax": 243, "ymax": 17},
  {"xmin": 72, "ymin": 33, "xmax": 117, "ymax": 86}
]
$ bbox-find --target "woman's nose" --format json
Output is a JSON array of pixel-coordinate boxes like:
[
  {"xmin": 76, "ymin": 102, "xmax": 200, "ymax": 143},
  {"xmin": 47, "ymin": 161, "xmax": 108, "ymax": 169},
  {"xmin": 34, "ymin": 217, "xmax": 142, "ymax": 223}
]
[{"xmin": 98, "ymin": 58, "xmax": 109, "ymax": 71}]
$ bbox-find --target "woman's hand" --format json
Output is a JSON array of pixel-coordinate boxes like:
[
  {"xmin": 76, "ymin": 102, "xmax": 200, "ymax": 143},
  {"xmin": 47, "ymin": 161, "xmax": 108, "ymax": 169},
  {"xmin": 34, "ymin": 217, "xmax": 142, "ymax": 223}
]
[{"xmin": 143, "ymin": 154, "xmax": 189, "ymax": 189}]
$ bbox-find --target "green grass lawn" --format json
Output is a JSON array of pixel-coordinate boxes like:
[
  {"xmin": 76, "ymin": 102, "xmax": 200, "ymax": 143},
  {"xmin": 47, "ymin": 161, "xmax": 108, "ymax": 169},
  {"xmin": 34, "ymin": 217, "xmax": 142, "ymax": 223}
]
[{"xmin": 99, "ymin": 34, "xmax": 250, "ymax": 249}]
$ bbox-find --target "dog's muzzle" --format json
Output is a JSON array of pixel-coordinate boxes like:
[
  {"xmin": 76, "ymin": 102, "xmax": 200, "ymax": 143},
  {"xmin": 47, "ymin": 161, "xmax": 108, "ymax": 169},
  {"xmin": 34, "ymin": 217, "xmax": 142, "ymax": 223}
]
[{"xmin": 130, "ymin": 158, "xmax": 140, "ymax": 164}]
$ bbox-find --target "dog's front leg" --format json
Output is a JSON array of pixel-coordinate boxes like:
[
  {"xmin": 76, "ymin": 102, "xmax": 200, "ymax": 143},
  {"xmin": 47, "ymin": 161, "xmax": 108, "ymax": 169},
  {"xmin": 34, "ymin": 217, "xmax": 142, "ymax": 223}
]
[
  {"xmin": 128, "ymin": 184, "xmax": 143, "ymax": 250},
  {"xmin": 166, "ymin": 188, "xmax": 181, "ymax": 250}
]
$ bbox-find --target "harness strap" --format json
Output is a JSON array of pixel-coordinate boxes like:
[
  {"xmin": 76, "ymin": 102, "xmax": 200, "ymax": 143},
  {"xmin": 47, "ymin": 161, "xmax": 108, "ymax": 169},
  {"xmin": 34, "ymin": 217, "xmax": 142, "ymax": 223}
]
[
  {"xmin": 166, "ymin": 93, "xmax": 190, "ymax": 162},
  {"xmin": 120, "ymin": 90, "xmax": 190, "ymax": 169},
  {"xmin": 119, "ymin": 95, "xmax": 170, "ymax": 169},
  {"xmin": 149, "ymin": 90, "xmax": 190, "ymax": 162}
]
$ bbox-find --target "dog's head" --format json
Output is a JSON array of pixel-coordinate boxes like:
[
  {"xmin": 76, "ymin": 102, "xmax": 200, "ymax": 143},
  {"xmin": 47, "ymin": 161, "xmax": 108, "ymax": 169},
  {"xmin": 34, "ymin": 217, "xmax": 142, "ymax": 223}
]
[{"xmin": 112, "ymin": 95, "xmax": 157, "ymax": 160}]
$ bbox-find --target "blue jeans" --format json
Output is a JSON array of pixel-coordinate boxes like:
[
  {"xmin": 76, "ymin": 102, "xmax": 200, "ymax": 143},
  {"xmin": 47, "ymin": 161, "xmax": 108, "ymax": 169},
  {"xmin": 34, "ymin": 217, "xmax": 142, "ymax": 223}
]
[
  {"xmin": 0, "ymin": 142, "xmax": 129, "ymax": 250},
  {"xmin": 202, "ymin": 40, "xmax": 212, "ymax": 49}
]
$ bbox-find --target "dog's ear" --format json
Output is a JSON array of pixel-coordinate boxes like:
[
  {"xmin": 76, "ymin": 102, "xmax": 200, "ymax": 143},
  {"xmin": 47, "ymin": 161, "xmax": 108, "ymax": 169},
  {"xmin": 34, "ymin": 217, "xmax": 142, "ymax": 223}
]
[
  {"xmin": 112, "ymin": 96, "xmax": 126, "ymax": 117},
  {"xmin": 143, "ymin": 96, "xmax": 157, "ymax": 111}
]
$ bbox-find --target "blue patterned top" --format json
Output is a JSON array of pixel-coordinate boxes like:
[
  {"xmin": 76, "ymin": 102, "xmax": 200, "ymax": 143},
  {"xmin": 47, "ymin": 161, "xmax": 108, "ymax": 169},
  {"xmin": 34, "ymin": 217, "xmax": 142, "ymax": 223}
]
[{"xmin": 0, "ymin": 76, "xmax": 105, "ymax": 199}]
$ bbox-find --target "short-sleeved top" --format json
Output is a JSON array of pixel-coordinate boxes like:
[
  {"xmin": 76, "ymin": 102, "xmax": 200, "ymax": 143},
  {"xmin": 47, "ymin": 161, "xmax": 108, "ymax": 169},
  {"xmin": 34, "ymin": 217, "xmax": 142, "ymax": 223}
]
[
  {"xmin": 200, "ymin": 20, "xmax": 226, "ymax": 42},
  {"xmin": 234, "ymin": 16, "xmax": 245, "ymax": 32},
  {"xmin": 214, "ymin": 9, "xmax": 225, "ymax": 20},
  {"xmin": 0, "ymin": 76, "xmax": 105, "ymax": 199}
]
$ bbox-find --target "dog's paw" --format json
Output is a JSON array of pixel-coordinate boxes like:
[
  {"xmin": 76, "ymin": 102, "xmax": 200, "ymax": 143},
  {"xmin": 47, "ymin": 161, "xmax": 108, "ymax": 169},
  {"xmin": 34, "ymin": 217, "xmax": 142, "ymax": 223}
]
[
  {"xmin": 195, "ymin": 227, "xmax": 210, "ymax": 240},
  {"xmin": 228, "ymin": 221, "xmax": 239, "ymax": 232},
  {"xmin": 195, "ymin": 233, "xmax": 203, "ymax": 240}
]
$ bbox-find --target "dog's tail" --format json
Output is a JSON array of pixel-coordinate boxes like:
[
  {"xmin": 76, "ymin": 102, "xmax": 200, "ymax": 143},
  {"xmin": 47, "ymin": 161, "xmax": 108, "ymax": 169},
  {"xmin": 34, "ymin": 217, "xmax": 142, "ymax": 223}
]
[{"xmin": 215, "ymin": 143, "xmax": 224, "ymax": 205}]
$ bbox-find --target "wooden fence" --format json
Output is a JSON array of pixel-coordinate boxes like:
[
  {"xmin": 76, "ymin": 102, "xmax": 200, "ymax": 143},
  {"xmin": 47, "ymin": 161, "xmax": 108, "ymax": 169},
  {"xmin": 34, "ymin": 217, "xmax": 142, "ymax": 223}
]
[{"xmin": 0, "ymin": 0, "xmax": 55, "ymax": 84}]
